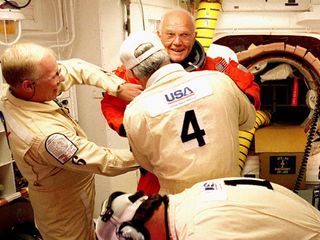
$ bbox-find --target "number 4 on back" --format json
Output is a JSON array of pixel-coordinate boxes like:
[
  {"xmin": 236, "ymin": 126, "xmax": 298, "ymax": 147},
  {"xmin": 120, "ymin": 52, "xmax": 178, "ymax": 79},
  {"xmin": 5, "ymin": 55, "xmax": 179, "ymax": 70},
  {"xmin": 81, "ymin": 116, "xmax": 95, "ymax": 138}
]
[{"xmin": 180, "ymin": 110, "xmax": 206, "ymax": 147}]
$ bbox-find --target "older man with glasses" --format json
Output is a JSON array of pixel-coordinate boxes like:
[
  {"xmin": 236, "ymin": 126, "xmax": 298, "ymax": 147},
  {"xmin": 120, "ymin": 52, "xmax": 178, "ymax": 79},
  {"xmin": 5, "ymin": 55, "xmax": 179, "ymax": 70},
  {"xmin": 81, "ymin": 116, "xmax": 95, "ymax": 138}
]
[{"xmin": 0, "ymin": 42, "xmax": 141, "ymax": 240}]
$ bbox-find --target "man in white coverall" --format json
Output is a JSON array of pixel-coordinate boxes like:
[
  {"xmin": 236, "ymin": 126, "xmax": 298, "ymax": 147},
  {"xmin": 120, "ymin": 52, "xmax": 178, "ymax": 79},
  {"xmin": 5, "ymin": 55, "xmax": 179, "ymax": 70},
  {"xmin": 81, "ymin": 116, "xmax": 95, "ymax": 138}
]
[
  {"xmin": 96, "ymin": 177, "xmax": 320, "ymax": 240},
  {"xmin": 121, "ymin": 31, "xmax": 256, "ymax": 194},
  {"xmin": 0, "ymin": 43, "xmax": 142, "ymax": 240}
]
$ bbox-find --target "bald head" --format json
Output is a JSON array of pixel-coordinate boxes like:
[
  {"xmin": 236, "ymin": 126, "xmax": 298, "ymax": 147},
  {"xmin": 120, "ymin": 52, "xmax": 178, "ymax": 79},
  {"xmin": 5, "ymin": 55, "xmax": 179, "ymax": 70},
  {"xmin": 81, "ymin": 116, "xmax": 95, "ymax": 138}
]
[
  {"xmin": 158, "ymin": 9, "xmax": 195, "ymax": 34},
  {"xmin": 157, "ymin": 9, "xmax": 196, "ymax": 63}
]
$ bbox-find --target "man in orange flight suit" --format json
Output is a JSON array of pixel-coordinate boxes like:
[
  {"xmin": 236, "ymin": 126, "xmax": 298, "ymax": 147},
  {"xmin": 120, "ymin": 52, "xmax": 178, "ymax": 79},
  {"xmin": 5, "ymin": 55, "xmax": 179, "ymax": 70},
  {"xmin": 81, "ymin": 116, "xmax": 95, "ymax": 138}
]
[{"xmin": 101, "ymin": 9, "xmax": 260, "ymax": 195}]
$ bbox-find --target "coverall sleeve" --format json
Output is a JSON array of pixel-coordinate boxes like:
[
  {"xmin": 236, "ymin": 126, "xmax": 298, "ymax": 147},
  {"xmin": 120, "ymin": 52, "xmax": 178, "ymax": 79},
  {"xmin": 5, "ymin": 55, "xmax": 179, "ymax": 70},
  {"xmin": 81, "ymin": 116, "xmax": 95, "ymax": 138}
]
[
  {"xmin": 35, "ymin": 129, "xmax": 139, "ymax": 176},
  {"xmin": 57, "ymin": 58, "xmax": 126, "ymax": 97},
  {"xmin": 231, "ymin": 80, "xmax": 256, "ymax": 131},
  {"xmin": 123, "ymin": 106, "xmax": 155, "ymax": 173},
  {"xmin": 100, "ymin": 65, "xmax": 141, "ymax": 136}
]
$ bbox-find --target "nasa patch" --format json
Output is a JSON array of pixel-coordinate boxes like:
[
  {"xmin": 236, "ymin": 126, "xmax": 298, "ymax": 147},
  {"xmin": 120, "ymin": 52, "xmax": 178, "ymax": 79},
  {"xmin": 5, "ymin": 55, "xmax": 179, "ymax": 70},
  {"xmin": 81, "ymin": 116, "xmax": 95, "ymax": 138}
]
[{"xmin": 45, "ymin": 133, "xmax": 78, "ymax": 164}]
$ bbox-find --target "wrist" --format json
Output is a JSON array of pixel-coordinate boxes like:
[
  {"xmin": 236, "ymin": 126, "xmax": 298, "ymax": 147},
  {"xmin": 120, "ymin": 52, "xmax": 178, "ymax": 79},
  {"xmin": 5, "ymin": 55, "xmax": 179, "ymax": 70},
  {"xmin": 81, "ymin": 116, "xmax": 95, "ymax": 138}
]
[{"xmin": 116, "ymin": 82, "xmax": 126, "ymax": 97}]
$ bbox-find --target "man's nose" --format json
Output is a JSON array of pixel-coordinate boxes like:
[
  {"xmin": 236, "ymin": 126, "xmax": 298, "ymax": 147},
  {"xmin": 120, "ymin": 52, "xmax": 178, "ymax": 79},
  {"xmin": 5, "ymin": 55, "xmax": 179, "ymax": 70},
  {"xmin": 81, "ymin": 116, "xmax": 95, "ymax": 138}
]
[
  {"xmin": 58, "ymin": 75, "xmax": 65, "ymax": 83},
  {"xmin": 172, "ymin": 35, "xmax": 183, "ymax": 44}
]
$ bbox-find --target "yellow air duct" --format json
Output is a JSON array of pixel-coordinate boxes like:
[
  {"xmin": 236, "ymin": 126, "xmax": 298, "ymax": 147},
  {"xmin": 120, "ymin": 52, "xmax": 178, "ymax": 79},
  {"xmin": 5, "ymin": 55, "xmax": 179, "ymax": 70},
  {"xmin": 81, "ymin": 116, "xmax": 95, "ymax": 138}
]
[
  {"xmin": 239, "ymin": 110, "xmax": 272, "ymax": 171},
  {"xmin": 195, "ymin": 0, "xmax": 222, "ymax": 52}
]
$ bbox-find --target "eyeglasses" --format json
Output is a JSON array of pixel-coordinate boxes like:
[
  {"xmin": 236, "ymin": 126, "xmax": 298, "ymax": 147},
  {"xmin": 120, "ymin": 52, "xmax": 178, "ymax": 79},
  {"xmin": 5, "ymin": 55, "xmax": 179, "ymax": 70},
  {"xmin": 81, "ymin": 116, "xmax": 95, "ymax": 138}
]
[
  {"xmin": 161, "ymin": 32, "xmax": 195, "ymax": 43},
  {"xmin": 48, "ymin": 67, "xmax": 62, "ymax": 81},
  {"xmin": 35, "ymin": 67, "xmax": 62, "ymax": 83}
]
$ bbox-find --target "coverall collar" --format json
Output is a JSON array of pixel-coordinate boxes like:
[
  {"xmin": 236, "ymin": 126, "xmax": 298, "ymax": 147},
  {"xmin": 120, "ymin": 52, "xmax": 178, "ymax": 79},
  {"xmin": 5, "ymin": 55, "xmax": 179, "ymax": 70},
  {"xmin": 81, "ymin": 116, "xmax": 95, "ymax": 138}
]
[
  {"xmin": 5, "ymin": 89, "xmax": 60, "ymax": 113},
  {"xmin": 146, "ymin": 63, "xmax": 186, "ymax": 88}
]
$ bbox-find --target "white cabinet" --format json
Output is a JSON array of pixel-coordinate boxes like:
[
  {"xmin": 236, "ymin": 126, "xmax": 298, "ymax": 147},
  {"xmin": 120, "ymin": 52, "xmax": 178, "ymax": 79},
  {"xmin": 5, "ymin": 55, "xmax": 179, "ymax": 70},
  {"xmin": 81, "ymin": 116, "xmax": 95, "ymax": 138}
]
[{"xmin": 0, "ymin": 112, "xmax": 17, "ymax": 202}]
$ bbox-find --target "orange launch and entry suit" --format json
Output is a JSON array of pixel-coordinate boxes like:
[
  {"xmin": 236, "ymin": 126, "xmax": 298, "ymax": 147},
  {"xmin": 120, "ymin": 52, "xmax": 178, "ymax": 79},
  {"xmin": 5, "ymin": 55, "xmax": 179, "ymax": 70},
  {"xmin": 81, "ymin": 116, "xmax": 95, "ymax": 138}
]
[{"xmin": 101, "ymin": 42, "xmax": 260, "ymax": 195}]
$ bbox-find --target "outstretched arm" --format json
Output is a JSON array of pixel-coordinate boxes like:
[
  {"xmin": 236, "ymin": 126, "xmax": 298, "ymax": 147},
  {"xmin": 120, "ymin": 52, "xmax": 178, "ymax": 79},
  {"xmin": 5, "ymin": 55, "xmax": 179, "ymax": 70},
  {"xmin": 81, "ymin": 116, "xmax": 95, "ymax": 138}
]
[{"xmin": 117, "ymin": 82, "xmax": 143, "ymax": 102}]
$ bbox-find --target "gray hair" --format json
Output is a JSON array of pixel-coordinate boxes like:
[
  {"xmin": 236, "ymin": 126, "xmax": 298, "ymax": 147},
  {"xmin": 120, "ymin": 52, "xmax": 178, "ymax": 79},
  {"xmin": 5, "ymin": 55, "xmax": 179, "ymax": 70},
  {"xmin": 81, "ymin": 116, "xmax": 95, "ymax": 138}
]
[
  {"xmin": 1, "ymin": 43, "xmax": 56, "ymax": 87},
  {"xmin": 132, "ymin": 43, "xmax": 170, "ymax": 81}
]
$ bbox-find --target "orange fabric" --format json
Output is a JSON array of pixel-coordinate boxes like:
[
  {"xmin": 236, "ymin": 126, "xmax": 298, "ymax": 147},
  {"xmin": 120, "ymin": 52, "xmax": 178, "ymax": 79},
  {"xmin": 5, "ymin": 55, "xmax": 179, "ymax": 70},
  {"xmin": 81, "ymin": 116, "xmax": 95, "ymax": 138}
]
[
  {"xmin": 136, "ymin": 170, "xmax": 160, "ymax": 195},
  {"xmin": 100, "ymin": 65, "xmax": 141, "ymax": 136},
  {"xmin": 201, "ymin": 57, "xmax": 261, "ymax": 109},
  {"xmin": 100, "ymin": 65, "xmax": 160, "ymax": 195}
]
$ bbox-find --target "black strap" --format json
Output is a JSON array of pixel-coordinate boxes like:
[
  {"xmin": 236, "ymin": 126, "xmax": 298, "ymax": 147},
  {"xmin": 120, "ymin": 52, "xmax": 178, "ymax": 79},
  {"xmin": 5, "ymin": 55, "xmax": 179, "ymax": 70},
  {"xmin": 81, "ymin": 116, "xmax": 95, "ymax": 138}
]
[
  {"xmin": 163, "ymin": 195, "xmax": 170, "ymax": 240},
  {"xmin": 100, "ymin": 191, "xmax": 125, "ymax": 222},
  {"xmin": 224, "ymin": 179, "xmax": 273, "ymax": 190}
]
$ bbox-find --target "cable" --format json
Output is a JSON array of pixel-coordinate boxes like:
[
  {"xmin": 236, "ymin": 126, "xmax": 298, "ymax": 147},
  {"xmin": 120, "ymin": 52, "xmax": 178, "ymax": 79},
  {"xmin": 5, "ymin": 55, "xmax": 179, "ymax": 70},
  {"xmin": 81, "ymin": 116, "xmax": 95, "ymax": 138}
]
[
  {"xmin": 4, "ymin": 0, "xmax": 32, "ymax": 9},
  {"xmin": 0, "ymin": 110, "xmax": 10, "ymax": 147},
  {"xmin": 138, "ymin": 0, "xmax": 145, "ymax": 30},
  {"xmin": 293, "ymin": 88, "xmax": 320, "ymax": 193}
]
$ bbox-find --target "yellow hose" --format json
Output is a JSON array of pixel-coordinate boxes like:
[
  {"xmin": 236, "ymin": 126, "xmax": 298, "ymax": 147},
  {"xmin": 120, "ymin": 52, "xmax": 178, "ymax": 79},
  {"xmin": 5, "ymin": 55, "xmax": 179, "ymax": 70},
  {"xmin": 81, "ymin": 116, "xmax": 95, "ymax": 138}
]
[
  {"xmin": 239, "ymin": 110, "xmax": 272, "ymax": 171},
  {"xmin": 195, "ymin": 1, "xmax": 222, "ymax": 52},
  {"xmin": 194, "ymin": 1, "xmax": 264, "ymax": 172}
]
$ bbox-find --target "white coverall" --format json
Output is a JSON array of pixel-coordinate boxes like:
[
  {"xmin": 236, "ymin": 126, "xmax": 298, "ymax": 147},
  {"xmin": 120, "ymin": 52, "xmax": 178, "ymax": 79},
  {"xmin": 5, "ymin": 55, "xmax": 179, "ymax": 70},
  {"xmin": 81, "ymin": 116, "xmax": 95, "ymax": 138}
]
[
  {"xmin": 1, "ymin": 59, "xmax": 138, "ymax": 240},
  {"xmin": 124, "ymin": 63, "xmax": 256, "ymax": 194},
  {"xmin": 168, "ymin": 177, "xmax": 320, "ymax": 240}
]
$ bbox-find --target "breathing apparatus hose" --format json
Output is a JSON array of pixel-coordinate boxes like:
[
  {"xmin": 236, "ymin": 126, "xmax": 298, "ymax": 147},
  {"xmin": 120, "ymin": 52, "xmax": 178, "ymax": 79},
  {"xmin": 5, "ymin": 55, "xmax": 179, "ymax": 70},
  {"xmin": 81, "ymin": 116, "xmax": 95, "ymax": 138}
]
[
  {"xmin": 239, "ymin": 110, "xmax": 272, "ymax": 172},
  {"xmin": 195, "ymin": 0, "xmax": 222, "ymax": 52},
  {"xmin": 293, "ymin": 88, "xmax": 320, "ymax": 193}
]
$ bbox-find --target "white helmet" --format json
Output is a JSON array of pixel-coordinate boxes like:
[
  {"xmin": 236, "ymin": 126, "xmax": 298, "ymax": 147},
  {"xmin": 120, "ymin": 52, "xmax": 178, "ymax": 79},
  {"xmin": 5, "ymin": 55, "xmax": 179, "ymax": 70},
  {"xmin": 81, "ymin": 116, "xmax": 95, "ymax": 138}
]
[{"xmin": 96, "ymin": 191, "xmax": 148, "ymax": 240}]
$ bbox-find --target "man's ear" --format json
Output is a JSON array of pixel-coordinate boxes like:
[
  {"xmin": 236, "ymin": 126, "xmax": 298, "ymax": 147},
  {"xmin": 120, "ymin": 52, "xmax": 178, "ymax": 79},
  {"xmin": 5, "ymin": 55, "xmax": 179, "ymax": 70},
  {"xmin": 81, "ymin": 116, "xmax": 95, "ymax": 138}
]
[{"xmin": 20, "ymin": 79, "xmax": 35, "ymax": 92}]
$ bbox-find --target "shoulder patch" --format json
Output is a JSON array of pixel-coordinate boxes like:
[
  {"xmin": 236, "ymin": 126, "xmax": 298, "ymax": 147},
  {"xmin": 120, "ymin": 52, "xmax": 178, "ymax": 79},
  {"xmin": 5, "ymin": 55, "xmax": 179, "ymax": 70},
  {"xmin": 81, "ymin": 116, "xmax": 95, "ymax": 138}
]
[{"xmin": 45, "ymin": 133, "xmax": 78, "ymax": 164}]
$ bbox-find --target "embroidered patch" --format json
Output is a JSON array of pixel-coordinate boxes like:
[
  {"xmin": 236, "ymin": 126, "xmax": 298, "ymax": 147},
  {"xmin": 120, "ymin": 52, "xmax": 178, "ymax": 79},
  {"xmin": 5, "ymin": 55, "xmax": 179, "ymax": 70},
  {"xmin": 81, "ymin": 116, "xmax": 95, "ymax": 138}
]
[
  {"xmin": 201, "ymin": 180, "xmax": 227, "ymax": 201},
  {"xmin": 45, "ymin": 133, "xmax": 78, "ymax": 164},
  {"xmin": 147, "ymin": 79, "xmax": 213, "ymax": 117}
]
